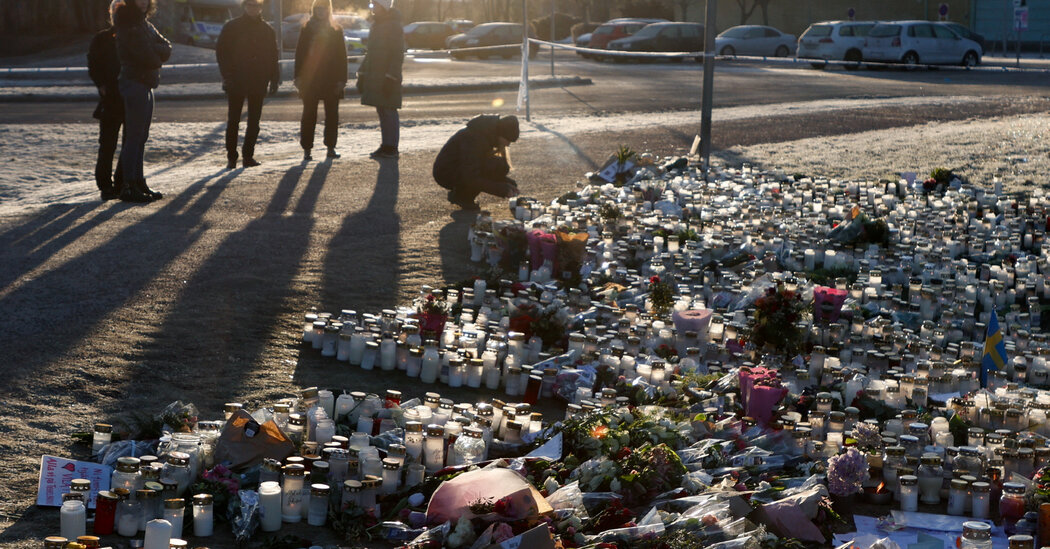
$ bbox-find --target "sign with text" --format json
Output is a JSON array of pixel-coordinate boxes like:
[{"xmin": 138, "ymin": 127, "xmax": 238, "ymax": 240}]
[
  {"xmin": 37, "ymin": 455, "xmax": 112, "ymax": 509},
  {"xmin": 1015, "ymin": 7, "xmax": 1029, "ymax": 31}
]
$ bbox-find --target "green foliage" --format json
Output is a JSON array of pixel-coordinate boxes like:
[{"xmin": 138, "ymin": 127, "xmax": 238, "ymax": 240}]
[
  {"xmin": 930, "ymin": 167, "xmax": 954, "ymax": 184},
  {"xmin": 599, "ymin": 202, "xmax": 622, "ymax": 221},
  {"xmin": 803, "ymin": 265, "xmax": 859, "ymax": 287}
]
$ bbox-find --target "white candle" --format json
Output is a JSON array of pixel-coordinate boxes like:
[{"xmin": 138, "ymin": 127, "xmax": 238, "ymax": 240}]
[{"xmin": 143, "ymin": 519, "xmax": 172, "ymax": 549}]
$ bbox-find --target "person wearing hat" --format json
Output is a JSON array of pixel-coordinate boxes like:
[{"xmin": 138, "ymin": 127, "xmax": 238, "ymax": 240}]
[
  {"xmin": 433, "ymin": 114, "xmax": 521, "ymax": 210},
  {"xmin": 216, "ymin": 0, "xmax": 281, "ymax": 169},
  {"xmin": 356, "ymin": 0, "xmax": 404, "ymax": 159},
  {"xmin": 294, "ymin": 0, "xmax": 348, "ymax": 161}
]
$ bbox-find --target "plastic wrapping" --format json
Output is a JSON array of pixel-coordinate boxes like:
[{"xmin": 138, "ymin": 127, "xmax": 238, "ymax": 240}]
[
  {"xmin": 99, "ymin": 440, "xmax": 159, "ymax": 468},
  {"xmin": 229, "ymin": 489, "xmax": 260, "ymax": 545},
  {"xmin": 546, "ymin": 481, "xmax": 589, "ymax": 521}
]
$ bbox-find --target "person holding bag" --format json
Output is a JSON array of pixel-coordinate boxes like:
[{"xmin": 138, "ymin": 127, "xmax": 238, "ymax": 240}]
[
  {"xmin": 356, "ymin": 0, "xmax": 404, "ymax": 160},
  {"xmin": 294, "ymin": 0, "xmax": 347, "ymax": 161}
]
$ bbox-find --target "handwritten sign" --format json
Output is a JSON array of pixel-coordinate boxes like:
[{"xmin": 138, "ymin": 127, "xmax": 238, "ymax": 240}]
[{"xmin": 37, "ymin": 455, "xmax": 112, "ymax": 509}]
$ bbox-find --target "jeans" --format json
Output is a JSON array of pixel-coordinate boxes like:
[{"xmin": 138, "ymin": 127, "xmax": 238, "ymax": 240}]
[
  {"xmin": 300, "ymin": 95, "xmax": 339, "ymax": 151},
  {"xmin": 376, "ymin": 106, "xmax": 399, "ymax": 149},
  {"xmin": 118, "ymin": 79, "xmax": 153, "ymax": 185},
  {"xmin": 226, "ymin": 90, "xmax": 265, "ymax": 161},
  {"xmin": 95, "ymin": 116, "xmax": 124, "ymax": 190}
]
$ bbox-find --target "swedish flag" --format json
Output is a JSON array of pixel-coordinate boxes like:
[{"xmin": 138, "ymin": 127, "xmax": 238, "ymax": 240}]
[{"xmin": 980, "ymin": 309, "xmax": 1008, "ymax": 388}]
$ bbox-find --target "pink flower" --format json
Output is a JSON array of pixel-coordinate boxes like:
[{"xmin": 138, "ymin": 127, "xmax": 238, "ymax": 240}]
[{"xmin": 492, "ymin": 522, "xmax": 515, "ymax": 543}]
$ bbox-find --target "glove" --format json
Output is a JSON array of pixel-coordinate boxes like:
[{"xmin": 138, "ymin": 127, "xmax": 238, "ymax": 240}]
[{"xmin": 269, "ymin": 81, "xmax": 279, "ymax": 95}]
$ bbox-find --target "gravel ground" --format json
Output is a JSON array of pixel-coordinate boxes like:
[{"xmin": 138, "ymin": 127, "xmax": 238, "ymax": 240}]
[{"xmin": 1, "ymin": 93, "xmax": 1049, "ymax": 548}]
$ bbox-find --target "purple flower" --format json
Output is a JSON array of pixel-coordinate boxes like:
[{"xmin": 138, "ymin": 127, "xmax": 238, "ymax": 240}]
[{"xmin": 827, "ymin": 448, "xmax": 869, "ymax": 496}]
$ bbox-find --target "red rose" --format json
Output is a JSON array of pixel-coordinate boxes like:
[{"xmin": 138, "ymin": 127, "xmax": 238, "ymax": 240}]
[{"xmin": 650, "ymin": 275, "xmax": 660, "ymax": 284}]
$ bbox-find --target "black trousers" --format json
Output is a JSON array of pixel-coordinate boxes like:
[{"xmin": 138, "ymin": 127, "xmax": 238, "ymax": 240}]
[
  {"xmin": 95, "ymin": 116, "xmax": 124, "ymax": 190},
  {"xmin": 300, "ymin": 94, "xmax": 339, "ymax": 151},
  {"xmin": 457, "ymin": 156, "xmax": 513, "ymax": 202},
  {"xmin": 226, "ymin": 90, "xmax": 265, "ymax": 161}
]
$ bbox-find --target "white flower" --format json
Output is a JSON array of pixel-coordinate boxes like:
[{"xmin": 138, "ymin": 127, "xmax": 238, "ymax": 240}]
[{"xmin": 544, "ymin": 476, "xmax": 561, "ymax": 493}]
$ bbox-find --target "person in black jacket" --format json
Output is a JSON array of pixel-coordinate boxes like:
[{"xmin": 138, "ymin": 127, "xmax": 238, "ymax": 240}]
[
  {"xmin": 216, "ymin": 0, "xmax": 280, "ymax": 169},
  {"xmin": 115, "ymin": 0, "xmax": 171, "ymax": 202},
  {"xmin": 355, "ymin": 0, "xmax": 403, "ymax": 159},
  {"xmin": 294, "ymin": 0, "xmax": 347, "ymax": 161},
  {"xmin": 88, "ymin": 0, "xmax": 125, "ymax": 201},
  {"xmin": 433, "ymin": 114, "xmax": 521, "ymax": 211}
]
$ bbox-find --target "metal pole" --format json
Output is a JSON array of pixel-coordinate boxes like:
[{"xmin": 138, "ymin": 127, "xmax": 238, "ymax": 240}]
[
  {"xmin": 523, "ymin": 0, "xmax": 530, "ymax": 121},
  {"xmin": 550, "ymin": 0, "xmax": 556, "ymax": 77},
  {"xmin": 274, "ymin": 0, "xmax": 283, "ymax": 56},
  {"xmin": 700, "ymin": 0, "xmax": 716, "ymax": 179}
]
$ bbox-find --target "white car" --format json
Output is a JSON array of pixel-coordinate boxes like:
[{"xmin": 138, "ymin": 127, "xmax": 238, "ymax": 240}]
[
  {"xmin": 797, "ymin": 20, "xmax": 878, "ymax": 67},
  {"xmin": 863, "ymin": 21, "xmax": 981, "ymax": 67},
  {"xmin": 715, "ymin": 25, "xmax": 796, "ymax": 57}
]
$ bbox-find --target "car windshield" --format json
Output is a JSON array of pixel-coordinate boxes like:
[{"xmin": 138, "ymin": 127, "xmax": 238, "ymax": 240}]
[
  {"xmin": 804, "ymin": 25, "xmax": 832, "ymax": 38},
  {"xmin": 719, "ymin": 27, "xmax": 750, "ymax": 39},
  {"xmin": 592, "ymin": 25, "xmax": 614, "ymax": 35},
  {"xmin": 632, "ymin": 25, "xmax": 663, "ymax": 39},
  {"xmin": 868, "ymin": 24, "xmax": 901, "ymax": 38}
]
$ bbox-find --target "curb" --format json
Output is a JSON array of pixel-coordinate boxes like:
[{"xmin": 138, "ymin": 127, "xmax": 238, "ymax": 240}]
[{"xmin": 0, "ymin": 76, "xmax": 592, "ymax": 103}]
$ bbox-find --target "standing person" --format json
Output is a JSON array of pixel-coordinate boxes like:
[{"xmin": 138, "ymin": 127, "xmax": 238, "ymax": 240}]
[
  {"xmin": 433, "ymin": 114, "xmax": 521, "ymax": 211},
  {"xmin": 88, "ymin": 0, "xmax": 126, "ymax": 201},
  {"xmin": 294, "ymin": 0, "xmax": 347, "ymax": 161},
  {"xmin": 216, "ymin": 0, "xmax": 281, "ymax": 169},
  {"xmin": 355, "ymin": 0, "xmax": 403, "ymax": 160},
  {"xmin": 115, "ymin": 0, "xmax": 171, "ymax": 202}
]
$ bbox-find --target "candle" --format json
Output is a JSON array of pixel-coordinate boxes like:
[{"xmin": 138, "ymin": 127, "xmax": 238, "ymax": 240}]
[
  {"xmin": 259, "ymin": 481, "xmax": 282, "ymax": 532},
  {"xmin": 192, "ymin": 494, "xmax": 213, "ymax": 537},
  {"xmin": 143, "ymin": 519, "xmax": 172, "ymax": 549},
  {"xmin": 899, "ymin": 475, "xmax": 918, "ymax": 512}
]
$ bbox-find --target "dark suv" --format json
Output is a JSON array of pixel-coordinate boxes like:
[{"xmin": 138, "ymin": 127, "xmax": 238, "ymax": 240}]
[{"xmin": 447, "ymin": 22, "xmax": 539, "ymax": 59}]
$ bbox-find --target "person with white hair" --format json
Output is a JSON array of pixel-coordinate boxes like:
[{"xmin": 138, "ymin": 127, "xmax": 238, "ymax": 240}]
[
  {"xmin": 356, "ymin": 0, "xmax": 404, "ymax": 159},
  {"xmin": 88, "ymin": 0, "xmax": 126, "ymax": 201}
]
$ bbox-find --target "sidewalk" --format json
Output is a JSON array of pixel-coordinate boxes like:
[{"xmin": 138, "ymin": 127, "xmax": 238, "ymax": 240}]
[{"xmin": 0, "ymin": 75, "xmax": 591, "ymax": 102}]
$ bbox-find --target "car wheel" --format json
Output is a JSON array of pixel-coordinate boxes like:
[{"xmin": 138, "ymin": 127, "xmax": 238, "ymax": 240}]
[
  {"xmin": 774, "ymin": 45, "xmax": 789, "ymax": 57},
  {"xmin": 902, "ymin": 51, "xmax": 919, "ymax": 67},
  {"xmin": 962, "ymin": 51, "xmax": 979, "ymax": 67},
  {"xmin": 720, "ymin": 45, "xmax": 735, "ymax": 56},
  {"xmin": 844, "ymin": 49, "xmax": 862, "ymax": 70}
]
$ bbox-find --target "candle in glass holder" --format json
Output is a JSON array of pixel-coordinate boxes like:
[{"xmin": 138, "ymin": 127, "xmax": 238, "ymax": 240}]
[{"xmin": 899, "ymin": 475, "xmax": 919, "ymax": 512}]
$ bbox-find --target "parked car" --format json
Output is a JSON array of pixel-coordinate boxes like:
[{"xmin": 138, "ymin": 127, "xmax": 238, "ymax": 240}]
[
  {"xmin": 447, "ymin": 19, "xmax": 474, "ymax": 33},
  {"xmin": 585, "ymin": 17, "xmax": 667, "ymax": 58},
  {"xmin": 175, "ymin": 0, "xmax": 239, "ymax": 48},
  {"xmin": 404, "ymin": 21, "xmax": 455, "ymax": 50},
  {"xmin": 280, "ymin": 13, "xmax": 309, "ymax": 51},
  {"xmin": 446, "ymin": 22, "xmax": 538, "ymax": 60},
  {"xmin": 862, "ymin": 21, "xmax": 981, "ymax": 66},
  {"xmin": 715, "ymin": 25, "xmax": 796, "ymax": 57},
  {"xmin": 606, "ymin": 22, "xmax": 705, "ymax": 62},
  {"xmin": 335, "ymin": 14, "xmax": 370, "ymax": 55},
  {"xmin": 797, "ymin": 20, "xmax": 877, "ymax": 67},
  {"xmin": 939, "ymin": 21, "xmax": 985, "ymax": 51}
]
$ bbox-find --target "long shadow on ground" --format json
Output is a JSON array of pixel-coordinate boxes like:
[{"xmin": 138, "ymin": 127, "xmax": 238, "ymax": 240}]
[{"xmin": 0, "ymin": 168, "xmax": 234, "ymax": 397}]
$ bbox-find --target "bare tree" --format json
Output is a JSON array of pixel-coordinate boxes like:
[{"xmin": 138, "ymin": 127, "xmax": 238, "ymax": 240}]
[{"xmin": 733, "ymin": 0, "xmax": 774, "ymax": 26}]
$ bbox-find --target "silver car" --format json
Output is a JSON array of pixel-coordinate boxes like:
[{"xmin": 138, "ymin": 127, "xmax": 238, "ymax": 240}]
[
  {"xmin": 715, "ymin": 25, "xmax": 796, "ymax": 57},
  {"xmin": 797, "ymin": 21, "xmax": 878, "ymax": 68},
  {"xmin": 863, "ymin": 21, "xmax": 981, "ymax": 66}
]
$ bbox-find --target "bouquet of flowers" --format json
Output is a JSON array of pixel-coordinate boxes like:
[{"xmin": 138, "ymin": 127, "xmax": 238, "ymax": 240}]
[
  {"xmin": 190, "ymin": 464, "xmax": 240, "ymax": 522},
  {"xmin": 615, "ymin": 443, "xmax": 687, "ymax": 506},
  {"xmin": 826, "ymin": 448, "xmax": 869, "ymax": 497},
  {"xmin": 746, "ymin": 282, "xmax": 807, "ymax": 355},
  {"xmin": 647, "ymin": 275, "xmax": 675, "ymax": 316},
  {"xmin": 851, "ymin": 422, "xmax": 882, "ymax": 453},
  {"xmin": 414, "ymin": 292, "xmax": 450, "ymax": 338}
]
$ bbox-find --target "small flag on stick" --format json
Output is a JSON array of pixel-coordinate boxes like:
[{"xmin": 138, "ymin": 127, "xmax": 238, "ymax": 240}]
[{"xmin": 980, "ymin": 309, "xmax": 1007, "ymax": 388}]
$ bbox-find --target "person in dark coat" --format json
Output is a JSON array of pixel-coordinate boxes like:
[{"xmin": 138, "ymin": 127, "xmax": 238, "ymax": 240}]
[
  {"xmin": 88, "ymin": 0, "xmax": 126, "ymax": 201},
  {"xmin": 216, "ymin": 0, "xmax": 281, "ymax": 169},
  {"xmin": 115, "ymin": 0, "xmax": 171, "ymax": 202},
  {"xmin": 355, "ymin": 0, "xmax": 403, "ymax": 159},
  {"xmin": 433, "ymin": 114, "xmax": 521, "ymax": 211},
  {"xmin": 294, "ymin": 0, "xmax": 347, "ymax": 161}
]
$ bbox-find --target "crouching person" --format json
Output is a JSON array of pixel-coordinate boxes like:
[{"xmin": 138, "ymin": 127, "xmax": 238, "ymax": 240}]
[{"xmin": 433, "ymin": 114, "xmax": 520, "ymax": 211}]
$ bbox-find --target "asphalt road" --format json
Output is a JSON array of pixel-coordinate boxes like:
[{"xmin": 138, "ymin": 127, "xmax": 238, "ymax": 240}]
[{"xmin": 3, "ymin": 52, "xmax": 1049, "ymax": 125}]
